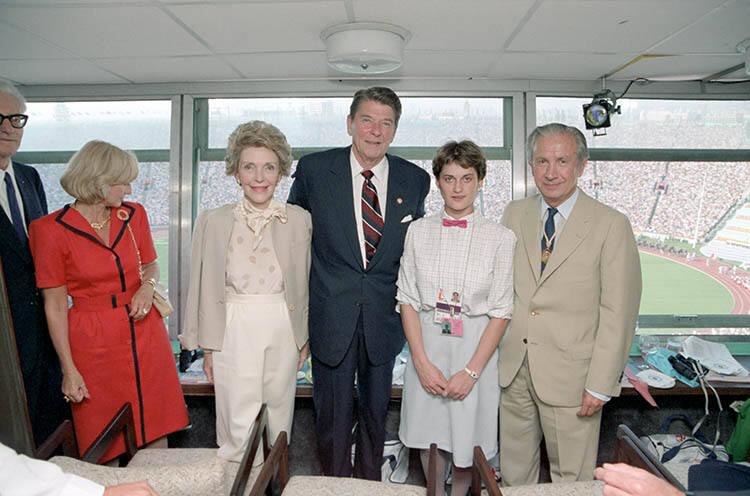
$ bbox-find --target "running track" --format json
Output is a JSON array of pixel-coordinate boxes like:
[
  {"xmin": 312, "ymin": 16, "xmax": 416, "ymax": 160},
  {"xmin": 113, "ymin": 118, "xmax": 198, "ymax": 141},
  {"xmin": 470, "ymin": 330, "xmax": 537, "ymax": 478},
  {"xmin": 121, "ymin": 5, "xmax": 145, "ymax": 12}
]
[{"xmin": 639, "ymin": 247, "xmax": 750, "ymax": 315}]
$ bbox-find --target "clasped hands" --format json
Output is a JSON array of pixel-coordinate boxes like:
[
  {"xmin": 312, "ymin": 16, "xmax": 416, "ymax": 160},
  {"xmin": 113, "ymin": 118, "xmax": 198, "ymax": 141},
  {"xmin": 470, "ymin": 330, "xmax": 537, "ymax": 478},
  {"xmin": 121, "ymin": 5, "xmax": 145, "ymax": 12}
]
[{"xmin": 415, "ymin": 358, "xmax": 475, "ymax": 401}]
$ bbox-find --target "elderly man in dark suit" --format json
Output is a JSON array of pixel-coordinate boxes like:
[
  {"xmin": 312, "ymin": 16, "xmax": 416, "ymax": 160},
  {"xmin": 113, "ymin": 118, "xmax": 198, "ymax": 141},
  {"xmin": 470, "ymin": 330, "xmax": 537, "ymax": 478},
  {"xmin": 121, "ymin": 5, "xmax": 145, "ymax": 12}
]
[
  {"xmin": 0, "ymin": 80, "xmax": 68, "ymax": 445},
  {"xmin": 289, "ymin": 87, "xmax": 430, "ymax": 479}
]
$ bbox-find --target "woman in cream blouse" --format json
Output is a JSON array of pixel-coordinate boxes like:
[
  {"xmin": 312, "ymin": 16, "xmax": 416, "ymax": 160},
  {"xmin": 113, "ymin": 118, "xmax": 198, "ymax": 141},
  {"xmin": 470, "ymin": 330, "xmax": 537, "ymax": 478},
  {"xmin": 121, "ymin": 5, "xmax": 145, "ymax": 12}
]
[
  {"xmin": 180, "ymin": 121, "xmax": 311, "ymax": 462},
  {"xmin": 396, "ymin": 140, "xmax": 514, "ymax": 496}
]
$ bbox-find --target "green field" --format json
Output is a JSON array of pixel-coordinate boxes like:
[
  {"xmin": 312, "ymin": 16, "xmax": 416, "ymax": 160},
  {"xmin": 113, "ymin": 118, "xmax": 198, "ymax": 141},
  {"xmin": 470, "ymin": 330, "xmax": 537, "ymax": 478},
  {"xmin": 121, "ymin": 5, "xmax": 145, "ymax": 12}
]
[{"xmin": 639, "ymin": 251, "xmax": 734, "ymax": 314}]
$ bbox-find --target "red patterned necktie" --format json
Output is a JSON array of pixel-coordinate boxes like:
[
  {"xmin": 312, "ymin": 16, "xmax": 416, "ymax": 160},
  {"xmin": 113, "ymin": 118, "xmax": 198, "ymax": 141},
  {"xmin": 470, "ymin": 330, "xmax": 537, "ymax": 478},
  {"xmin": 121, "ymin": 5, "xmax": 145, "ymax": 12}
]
[
  {"xmin": 361, "ymin": 170, "xmax": 384, "ymax": 266},
  {"xmin": 442, "ymin": 218, "xmax": 467, "ymax": 228}
]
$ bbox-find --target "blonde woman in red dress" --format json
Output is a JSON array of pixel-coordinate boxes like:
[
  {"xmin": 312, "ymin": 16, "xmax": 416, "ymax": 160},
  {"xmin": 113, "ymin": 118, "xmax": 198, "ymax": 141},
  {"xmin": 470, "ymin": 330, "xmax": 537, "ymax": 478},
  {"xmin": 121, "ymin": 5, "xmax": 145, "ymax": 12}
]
[{"xmin": 29, "ymin": 140, "xmax": 188, "ymax": 462}]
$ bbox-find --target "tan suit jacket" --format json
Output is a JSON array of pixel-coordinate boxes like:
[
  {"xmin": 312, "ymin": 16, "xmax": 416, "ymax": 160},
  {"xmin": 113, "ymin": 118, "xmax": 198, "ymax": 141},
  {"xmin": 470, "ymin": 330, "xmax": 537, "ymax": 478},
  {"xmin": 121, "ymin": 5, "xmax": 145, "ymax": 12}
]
[
  {"xmin": 179, "ymin": 203, "xmax": 312, "ymax": 352},
  {"xmin": 499, "ymin": 190, "xmax": 641, "ymax": 407}
]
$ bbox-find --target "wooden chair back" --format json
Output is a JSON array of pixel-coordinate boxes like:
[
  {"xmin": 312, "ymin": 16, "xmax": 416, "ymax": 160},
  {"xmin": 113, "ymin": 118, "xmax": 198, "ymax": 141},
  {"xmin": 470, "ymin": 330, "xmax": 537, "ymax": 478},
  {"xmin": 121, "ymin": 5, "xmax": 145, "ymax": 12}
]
[
  {"xmin": 0, "ymin": 258, "xmax": 35, "ymax": 456},
  {"xmin": 615, "ymin": 424, "xmax": 686, "ymax": 492},
  {"xmin": 35, "ymin": 420, "xmax": 79, "ymax": 460},
  {"xmin": 472, "ymin": 446, "xmax": 503, "ymax": 496},
  {"xmin": 82, "ymin": 403, "xmax": 139, "ymax": 466}
]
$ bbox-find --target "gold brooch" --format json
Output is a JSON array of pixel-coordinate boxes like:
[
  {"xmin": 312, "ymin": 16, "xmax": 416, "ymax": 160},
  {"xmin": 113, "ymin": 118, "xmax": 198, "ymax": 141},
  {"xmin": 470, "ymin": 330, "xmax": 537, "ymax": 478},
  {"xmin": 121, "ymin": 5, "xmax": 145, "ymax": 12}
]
[{"xmin": 116, "ymin": 208, "xmax": 130, "ymax": 221}]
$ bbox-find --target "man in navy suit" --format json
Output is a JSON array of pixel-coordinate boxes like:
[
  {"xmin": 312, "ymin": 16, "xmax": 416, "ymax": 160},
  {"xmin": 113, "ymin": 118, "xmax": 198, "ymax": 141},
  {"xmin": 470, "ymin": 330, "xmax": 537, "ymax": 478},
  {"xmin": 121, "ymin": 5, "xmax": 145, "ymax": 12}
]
[
  {"xmin": 289, "ymin": 87, "xmax": 430, "ymax": 479},
  {"xmin": 0, "ymin": 81, "xmax": 68, "ymax": 445}
]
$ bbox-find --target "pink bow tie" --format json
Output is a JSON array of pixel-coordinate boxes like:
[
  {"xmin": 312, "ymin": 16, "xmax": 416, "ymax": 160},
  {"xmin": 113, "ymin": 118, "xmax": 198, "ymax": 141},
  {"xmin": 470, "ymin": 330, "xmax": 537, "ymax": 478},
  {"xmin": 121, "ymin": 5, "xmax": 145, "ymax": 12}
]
[{"xmin": 442, "ymin": 218, "xmax": 467, "ymax": 228}]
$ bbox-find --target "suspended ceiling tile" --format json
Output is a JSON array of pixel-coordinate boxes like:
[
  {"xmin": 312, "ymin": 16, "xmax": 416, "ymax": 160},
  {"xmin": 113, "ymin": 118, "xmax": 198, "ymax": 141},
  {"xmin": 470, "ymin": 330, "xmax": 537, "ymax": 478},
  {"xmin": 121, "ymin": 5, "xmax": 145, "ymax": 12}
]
[
  {"xmin": 652, "ymin": 0, "xmax": 750, "ymax": 54},
  {"xmin": 225, "ymin": 51, "xmax": 329, "ymax": 78},
  {"xmin": 167, "ymin": 1, "xmax": 345, "ymax": 53},
  {"xmin": 0, "ymin": 59, "xmax": 129, "ymax": 85},
  {"xmin": 352, "ymin": 0, "xmax": 534, "ymax": 51},
  {"xmin": 94, "ymin": 55, "xmax": 241, "ymax": 83},
  {"xmin": 509, "ymin": 0, "xmax": 726, "ymax": 53},
  {"xmin": 400, "ymin": 50, "xmax": 496, "ymax": 78},
  {"xmin": 488, "ymin": 52, "xmax": 635, "ymax": 80},
  {"xmin": 0, "ymin": 21, "xmax": 75, "ymax": 59},
  {"xmin": 613, "ymin": 54, "xmax": 745, "ymax": 80},
  {"xmin": 2, "ymin": 5, "xmax": 210, "ymax": 58}
]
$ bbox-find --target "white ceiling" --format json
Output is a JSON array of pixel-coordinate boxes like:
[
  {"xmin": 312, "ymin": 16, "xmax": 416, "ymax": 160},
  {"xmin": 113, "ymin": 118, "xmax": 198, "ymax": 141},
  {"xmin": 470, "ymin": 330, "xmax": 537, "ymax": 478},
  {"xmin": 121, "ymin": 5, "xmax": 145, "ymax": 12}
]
[{"xmin": 0, "ymin": 0, "xmax": 747, "ymax": 86}]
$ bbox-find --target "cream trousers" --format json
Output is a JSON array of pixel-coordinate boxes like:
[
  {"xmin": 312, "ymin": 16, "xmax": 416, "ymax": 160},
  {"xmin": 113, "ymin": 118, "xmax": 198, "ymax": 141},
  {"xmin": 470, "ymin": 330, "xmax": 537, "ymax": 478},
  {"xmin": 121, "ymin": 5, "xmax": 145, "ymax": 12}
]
[{"xmin": 213, "ymin": 292, "xmax": 298, "ymax": 463}]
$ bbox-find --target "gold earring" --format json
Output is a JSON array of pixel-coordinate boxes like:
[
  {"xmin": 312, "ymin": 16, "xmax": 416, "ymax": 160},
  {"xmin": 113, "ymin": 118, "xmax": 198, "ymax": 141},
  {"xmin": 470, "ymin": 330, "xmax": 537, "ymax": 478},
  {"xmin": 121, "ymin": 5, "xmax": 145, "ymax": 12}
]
[{"xmin": 236, "ymin": 178, "xmax": 242, "ymax": 186}]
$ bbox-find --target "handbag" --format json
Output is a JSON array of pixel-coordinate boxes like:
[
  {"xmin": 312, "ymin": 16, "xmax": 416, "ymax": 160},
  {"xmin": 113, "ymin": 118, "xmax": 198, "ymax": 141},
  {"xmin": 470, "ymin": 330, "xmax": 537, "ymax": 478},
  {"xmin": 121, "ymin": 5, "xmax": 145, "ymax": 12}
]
[{"xmin": 127, "ymin": 224, "xmax": 174, "ymax": 317}]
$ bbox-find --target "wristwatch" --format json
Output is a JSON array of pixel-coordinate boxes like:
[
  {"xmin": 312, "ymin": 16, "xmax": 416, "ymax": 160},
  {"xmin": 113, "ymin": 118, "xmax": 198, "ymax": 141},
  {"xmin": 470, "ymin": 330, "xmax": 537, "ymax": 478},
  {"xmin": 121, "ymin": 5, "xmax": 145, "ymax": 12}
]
[{"xmin": 464, "ymin": 367, "xmax": 479, "ymax": 380}]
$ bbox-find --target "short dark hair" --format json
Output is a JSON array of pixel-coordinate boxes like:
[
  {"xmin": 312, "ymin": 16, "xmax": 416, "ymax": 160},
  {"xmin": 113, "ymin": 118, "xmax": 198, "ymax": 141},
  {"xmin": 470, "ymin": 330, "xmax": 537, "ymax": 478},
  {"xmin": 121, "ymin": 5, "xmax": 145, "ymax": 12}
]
[
  {"xmin": 349, "ymin": 87, "xmax": 402, "ymax": 126},
  {"xmin": 432, "ymin": 140, "xmax": 487, "ymax": 180}
]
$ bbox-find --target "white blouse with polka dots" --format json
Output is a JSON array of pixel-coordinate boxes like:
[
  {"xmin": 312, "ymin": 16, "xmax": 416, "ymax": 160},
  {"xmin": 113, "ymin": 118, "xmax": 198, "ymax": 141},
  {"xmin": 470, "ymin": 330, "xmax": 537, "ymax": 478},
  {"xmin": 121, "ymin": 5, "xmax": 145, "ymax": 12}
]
[{"xmin": 224, "ymin": 216, "xmax": 284, "ymax": 295}]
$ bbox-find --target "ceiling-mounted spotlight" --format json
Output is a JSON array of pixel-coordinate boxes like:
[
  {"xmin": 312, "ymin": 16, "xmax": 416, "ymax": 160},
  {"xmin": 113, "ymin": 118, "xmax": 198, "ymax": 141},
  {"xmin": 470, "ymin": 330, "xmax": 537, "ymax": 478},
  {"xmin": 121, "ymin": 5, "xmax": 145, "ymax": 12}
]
[
  {"xmin": 321, "ymin": 22, "xmax": 411, "ymax": 75},
  {"xmin": 582, "ymin": 78, "xmax": 646, "ymax": 136},
  {"xmin": 583, "ymin": 89, "xmax": 620, "ymax": 136},
  {"xmin": 737, "ymin": 38, "xmax": 750, "ymax": 76}
]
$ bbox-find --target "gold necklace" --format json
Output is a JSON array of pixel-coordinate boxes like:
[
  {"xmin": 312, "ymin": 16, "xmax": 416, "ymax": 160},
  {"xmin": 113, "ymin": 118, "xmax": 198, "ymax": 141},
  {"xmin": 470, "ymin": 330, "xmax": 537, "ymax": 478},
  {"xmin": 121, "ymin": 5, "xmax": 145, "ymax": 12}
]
[
  {"xmin": 73, "ymin": 202, "xmax": 110, "ymax": 230},
  {"xmin": 90, "ymin": 217, "xmax": 110, "ymax": 230}
]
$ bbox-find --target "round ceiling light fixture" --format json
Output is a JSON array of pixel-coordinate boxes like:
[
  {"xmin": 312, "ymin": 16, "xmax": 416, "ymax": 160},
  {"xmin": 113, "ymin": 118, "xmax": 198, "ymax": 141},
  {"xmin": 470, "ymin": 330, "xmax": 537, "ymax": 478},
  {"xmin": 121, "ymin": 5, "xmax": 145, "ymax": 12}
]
[{"xmin": 321, "ymin": 22, "xmax": 411, "ymax": 75}]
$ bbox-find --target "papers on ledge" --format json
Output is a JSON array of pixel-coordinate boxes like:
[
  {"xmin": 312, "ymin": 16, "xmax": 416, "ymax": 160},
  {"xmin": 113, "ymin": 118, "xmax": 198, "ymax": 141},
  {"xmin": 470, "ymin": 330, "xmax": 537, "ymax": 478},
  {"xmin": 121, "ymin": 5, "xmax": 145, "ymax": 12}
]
[{"xmin": 682, "ymin": 336, "xmax": 749, "ymax": 378}]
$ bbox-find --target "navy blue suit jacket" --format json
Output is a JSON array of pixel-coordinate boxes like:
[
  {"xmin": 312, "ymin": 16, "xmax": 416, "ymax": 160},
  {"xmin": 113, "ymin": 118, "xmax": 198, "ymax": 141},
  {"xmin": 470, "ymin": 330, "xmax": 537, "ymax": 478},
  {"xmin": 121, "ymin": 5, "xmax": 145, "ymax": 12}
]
[
  {"xmin": 1, "ymin": 162, "xmax": 48, "ymax": 374},
  {"xmin": 288, "ymin": 147, "xmax": 430, "ymax": 367},
  {"xmin": 0, "ymin": 161, "xmax": 65, "ymax": 444}
]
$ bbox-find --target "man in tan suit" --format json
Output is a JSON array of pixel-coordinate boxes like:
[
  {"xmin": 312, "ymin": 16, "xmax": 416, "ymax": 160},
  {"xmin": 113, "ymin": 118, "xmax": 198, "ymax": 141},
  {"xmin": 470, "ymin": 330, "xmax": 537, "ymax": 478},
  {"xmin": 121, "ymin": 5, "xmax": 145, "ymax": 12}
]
[{"xmin": 499, "ymin": 123, "xmax": 642, "ymax": 484}]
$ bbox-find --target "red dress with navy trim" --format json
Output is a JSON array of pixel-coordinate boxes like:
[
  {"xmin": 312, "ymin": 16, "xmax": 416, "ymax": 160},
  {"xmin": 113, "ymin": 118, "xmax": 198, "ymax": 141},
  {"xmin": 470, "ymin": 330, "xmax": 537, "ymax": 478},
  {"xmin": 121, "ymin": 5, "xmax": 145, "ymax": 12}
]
[{"xmin": 29, "ymin": 201, "xmax": 188, "ymax": 462}]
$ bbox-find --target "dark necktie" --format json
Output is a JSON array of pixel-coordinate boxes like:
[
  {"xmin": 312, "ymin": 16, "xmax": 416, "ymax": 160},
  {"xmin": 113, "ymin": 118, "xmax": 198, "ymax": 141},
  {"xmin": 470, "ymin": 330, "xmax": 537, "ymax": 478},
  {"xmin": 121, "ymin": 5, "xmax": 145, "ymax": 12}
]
[
  {"xmin": 541, "ymin": 207, "xmax": 558, "ymax": 272},
  {"xmin": 361, "ymin": 170, "xmax": 384, "ymax": 266},
  {"xmin": 4, "ymin": 173, "xmax": 26, "ymax": 242}
]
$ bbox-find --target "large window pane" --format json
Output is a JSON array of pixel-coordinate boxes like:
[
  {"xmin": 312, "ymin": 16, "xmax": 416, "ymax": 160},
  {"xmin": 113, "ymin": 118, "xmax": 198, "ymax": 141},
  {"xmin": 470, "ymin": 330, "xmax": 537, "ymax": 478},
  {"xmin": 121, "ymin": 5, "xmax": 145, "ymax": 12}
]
[
  {"xmin": 537, "ymin": 97, "xmax": 750, "ymax": 149},
  {"xmin": 208, "ymin": 97, "xmax": 504, "ymax": 148},
  {"xmin": 577, "ymin": 161, "xmax": 750, "ymax": 324},
  {"xmin": 394, "ymin": 98, "xmax": 504, "ymax": 147},
  {"xmin": 22, "ymin": 101, "xmax": 172, "ymax": 152}
]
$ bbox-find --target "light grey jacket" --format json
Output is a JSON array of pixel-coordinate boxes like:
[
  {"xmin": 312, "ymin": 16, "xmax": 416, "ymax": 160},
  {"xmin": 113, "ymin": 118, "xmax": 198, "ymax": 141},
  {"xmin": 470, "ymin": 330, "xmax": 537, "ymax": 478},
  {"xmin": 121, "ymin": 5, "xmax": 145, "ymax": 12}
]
[{"xmin": 179, "ymin": 203, "xmax": 312, "ymax": 352}]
